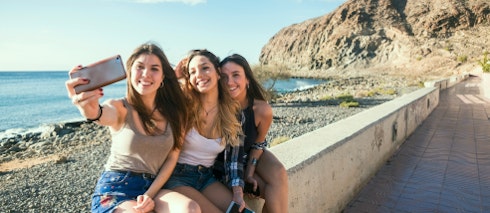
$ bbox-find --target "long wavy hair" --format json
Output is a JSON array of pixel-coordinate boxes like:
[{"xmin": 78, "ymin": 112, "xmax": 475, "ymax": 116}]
[
  {"xmin": 220, "ymin": 53, "xmax": 269, "ymax": 102},
  {"xmin": 125, "ymin": 42, "xmax": 189, "ymax": 149},
  {"xmin": 182, "ymin": 49, "xmax": 242, "ymax": 147}
]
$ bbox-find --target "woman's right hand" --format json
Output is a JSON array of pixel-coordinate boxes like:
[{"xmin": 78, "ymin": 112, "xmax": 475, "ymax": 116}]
[
  {"xmin": 65, "ymin": 65, "xmax": 104, "ymax": 119},
  {"xmin": 245, "ymin": 176, "xmax": 260, "ymax": 198}
]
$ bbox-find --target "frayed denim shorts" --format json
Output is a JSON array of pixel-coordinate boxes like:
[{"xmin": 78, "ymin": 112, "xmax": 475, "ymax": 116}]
[
  {"xmin": 91, "ymin": 170, "xmax": 155, "ymax": 213},
  {"xmin": 163, "ymin": 163, "xmax": 217, "ymax": 192}
]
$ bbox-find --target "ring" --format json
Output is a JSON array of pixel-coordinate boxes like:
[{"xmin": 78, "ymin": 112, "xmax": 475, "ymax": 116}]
[{"xmin": 75, "ymin": 96, "xmax": 81, "ymax": 103}]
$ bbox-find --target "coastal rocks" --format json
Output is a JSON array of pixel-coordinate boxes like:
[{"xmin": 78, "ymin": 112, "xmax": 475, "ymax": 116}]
[
  {"xmin": 275, "ymin": 75, "xmax": 419, "ymax": 104},
  {"xmin": 260, "ymin": 0, "xmax": 490, "ymax": 78},
  {"xmin": 0, "ymin": 121, "xmax": 109, "ymax": 164}
]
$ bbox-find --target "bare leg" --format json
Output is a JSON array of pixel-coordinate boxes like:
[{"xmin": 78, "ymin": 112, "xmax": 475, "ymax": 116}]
[
  {"xmin": 154, "ymin": 189, "xmax": 201, "ymax": 213},
  {"xmin": 201, "ymin": 182, "xmax": 234, "ymax": 212},
  {"xmin": 255, "ymin": 150, "xmax": 289, "ymax": 213},
  {"xmin": 172, "ymin": 186, "xmax": 222, "ymax": 213}
]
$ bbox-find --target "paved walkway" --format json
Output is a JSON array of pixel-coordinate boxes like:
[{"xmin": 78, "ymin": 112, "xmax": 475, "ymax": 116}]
[{"xmin": 343, "ymin": 75, "xmax": 490, "ymax": 213}]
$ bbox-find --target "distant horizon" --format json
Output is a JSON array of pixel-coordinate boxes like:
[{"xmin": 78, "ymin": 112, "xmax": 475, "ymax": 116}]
[{"xmin": 0, "ymin": 70, "xmax": 68, "ymax": 72}]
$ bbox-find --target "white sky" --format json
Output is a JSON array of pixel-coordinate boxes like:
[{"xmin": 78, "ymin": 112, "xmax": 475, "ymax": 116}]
[{"xmin": 0, "ymin": 0, "xmax": 345, "ymax": 71}]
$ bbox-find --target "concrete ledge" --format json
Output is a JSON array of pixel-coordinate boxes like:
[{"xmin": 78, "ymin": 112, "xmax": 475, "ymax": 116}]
[
  {"xmin": 424, "ymin": 73, "xmax": 469, "ymax": 89},
  {"xmin": 270, "ymin": 87, "xmax": 437, "ymax": 212},
  {"xmin": 246, "ymin": 74, "xmax": 468, "ymax": 213}
]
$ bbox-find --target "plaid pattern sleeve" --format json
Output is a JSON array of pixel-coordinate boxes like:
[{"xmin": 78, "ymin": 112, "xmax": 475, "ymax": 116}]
[{"xmin": 227, "ymin": 143, "xmax": 245, "ymax": 188}]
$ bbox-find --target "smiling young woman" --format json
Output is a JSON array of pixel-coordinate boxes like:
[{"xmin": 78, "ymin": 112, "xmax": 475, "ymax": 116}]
[
  {"xmin": 219, "ymin": 53, "xmax": 289, "ymax": 213},
  {"xmin": 66, "ymin": 42, "xmax": 200, "ymax": 213}
]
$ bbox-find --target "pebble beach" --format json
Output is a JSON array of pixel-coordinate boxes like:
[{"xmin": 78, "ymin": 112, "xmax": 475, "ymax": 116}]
[{"xmin": 0, "ymin": 75, "xmax": 419, "ymax": 212}]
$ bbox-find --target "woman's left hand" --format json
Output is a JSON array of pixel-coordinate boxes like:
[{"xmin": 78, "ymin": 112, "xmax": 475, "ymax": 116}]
[
  {"xmin": 232, "ymin": 189, "xmax": 246, "ymax": 212},
  {"xmin": 133, "ymin": 194, "xmax": 155, "ymax": 213}
]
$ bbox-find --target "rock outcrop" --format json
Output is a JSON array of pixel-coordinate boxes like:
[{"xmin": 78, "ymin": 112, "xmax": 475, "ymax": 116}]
[{"xmin": 260, "ymin": 0, "xmax": 490, "ymax": 79}]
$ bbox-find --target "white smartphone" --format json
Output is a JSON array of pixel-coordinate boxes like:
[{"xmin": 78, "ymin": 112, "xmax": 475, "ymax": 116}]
[
  {"xmin": 70, "ymin": 55, "xmax": 126, "ymax": 94},
  {"xmin": 226, "ymin": 201, "xmax": 255, "ymax": 213}
]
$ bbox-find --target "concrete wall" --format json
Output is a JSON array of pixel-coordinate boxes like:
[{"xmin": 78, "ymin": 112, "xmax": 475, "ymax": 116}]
[{"xmin": 246, "ymin": 74, "xmax": 468, "ymax": 213}]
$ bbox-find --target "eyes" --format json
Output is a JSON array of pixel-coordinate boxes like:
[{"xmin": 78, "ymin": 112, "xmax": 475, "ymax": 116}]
[
  {"xmin": 189, "ymin": 65, "xmax": 211, "ymax": 76},
  {"xmin": 135, "ymin": 64, "xmax": 161, "ymax": 72}
]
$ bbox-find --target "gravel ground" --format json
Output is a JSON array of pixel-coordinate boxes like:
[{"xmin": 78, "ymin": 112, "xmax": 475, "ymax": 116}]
[{"xmin": 0, "ymin": 76, "xmax": 420, "ymax": 212}]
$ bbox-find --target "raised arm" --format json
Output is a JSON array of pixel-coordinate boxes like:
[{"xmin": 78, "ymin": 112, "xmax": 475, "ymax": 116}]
[{"xmin": 65, "ymin": 65, "xmax": 122, "ymax": 129}]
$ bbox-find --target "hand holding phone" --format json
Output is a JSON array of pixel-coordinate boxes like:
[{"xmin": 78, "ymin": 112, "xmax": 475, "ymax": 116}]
[
  {"xmin": 226, "ymin": 201, "xmax": 255, "ymax": 213},
  {"xmin": 244, "ymin": 182, "xmax": 260, "ymax": 197},
  {"xmin": 70, "ymin": 55, "xmax": 126, "ymax": 94}
]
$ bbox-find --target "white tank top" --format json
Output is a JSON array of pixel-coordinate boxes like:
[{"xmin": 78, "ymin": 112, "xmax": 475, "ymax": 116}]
[{"xmin": 178, "ymin": 128, "xmax": 225, "ymax": 167}]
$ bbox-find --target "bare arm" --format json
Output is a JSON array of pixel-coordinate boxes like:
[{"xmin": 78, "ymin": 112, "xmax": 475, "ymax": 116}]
[
  {"xmin": 244, "ymin": 100, "xmax": 273, "ymax": 189},
  {"xmin": 144, "ymin": 148, "xmax": 180, "ymax": 198},
  {"xmin": 132, "ymin": 148, "xmax": 180, "ymax": 212}
]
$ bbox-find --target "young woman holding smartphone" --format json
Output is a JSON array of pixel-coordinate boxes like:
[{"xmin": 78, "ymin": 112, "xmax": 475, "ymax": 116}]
[{"xmin": 66, "ymin": 43, "xmax": 200, "ymax": 213}]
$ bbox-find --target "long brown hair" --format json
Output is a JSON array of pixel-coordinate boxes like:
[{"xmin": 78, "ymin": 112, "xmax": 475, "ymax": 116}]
[
  {"xmin": 182, "ymin": 49, "xmax": 242, "ymax": 147},
  {"xmin": 125, "ymin": 42, "xmax": 189, "ymax": 149}
]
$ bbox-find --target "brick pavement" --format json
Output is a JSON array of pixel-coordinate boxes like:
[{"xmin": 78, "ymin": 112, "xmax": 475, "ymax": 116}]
[{"xmin": 343, "ymin": 75, "xmax": 490, "ymax": 213}]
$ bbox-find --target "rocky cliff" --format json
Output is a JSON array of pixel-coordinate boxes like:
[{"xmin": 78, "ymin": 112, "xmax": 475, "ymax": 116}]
[{"xmin": 260, "ymin": 0, "xmax": 490, "ymax": 79}]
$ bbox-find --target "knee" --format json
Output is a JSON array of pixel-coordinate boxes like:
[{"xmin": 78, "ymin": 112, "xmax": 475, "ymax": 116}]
[
  {"xmin": 186, "ymin": 200, "xmax": 201, "ymax": 213},
  {"xmin": 269, "ymin": 163, "xmax": 288, "ymax": 184}
]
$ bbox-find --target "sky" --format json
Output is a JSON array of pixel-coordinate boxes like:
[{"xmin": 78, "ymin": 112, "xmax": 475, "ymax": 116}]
[{"xmin": 0, "ymin": 0, "xmax": 346, "ymax": 71}]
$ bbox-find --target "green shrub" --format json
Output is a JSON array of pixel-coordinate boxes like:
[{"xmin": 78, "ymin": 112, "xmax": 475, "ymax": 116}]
[
  {"xmin": 380, "ymin": 88, "xmax": 397, "ymax": 95},
  {"xmin": 478, "ymin": 51, "xmax": 490, "ymax": 73},
  {"xmin": 366, "ymin": 90, "xmax": 376, "ymax": 97},
  {"xmin": 365, "ymin": 88, "xmax": 397, "ymax": 97},
  {"xmin": 270, "ymin": 136, "xmax": 291, "ymax": 147},
  {"xmin": 444, "ymin": 42, "xmax": 453, "ymax": 52},
  {"xmin": 457, "ymin": 55, "xmax": 468, "ymax": 63},
  {"xmin": 320, "ymin": 95, "xmax": 333, "ymax": 101},
  {"xmin": 339, "ymin": 101, "xmax": 359, "ymax": 108},
  {"xmin": 336, "ymin": 94, "xmax": 354, "ymax": 101}
]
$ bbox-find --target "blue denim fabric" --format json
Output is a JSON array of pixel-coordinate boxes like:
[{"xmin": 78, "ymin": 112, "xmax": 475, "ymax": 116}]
[
  {"xmin": 91, "ymin": 171, "xmax": 154, "ymax": 213},
  {"xmin": 163, "ymin": 163, "xmax": 217, "ymax": 191}
]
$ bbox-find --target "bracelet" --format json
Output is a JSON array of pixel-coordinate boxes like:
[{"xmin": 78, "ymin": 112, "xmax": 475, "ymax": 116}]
[
  {"xmin": 249, "ymin": 158, "xmax": 258, "ymax": 166},
  {"xmin": 251, "ymin": 141, "xmax": 268, "ymax": 150},
  {"xmin": 87, "ymin": 104, "xmax": 103, "ymax": 122}
]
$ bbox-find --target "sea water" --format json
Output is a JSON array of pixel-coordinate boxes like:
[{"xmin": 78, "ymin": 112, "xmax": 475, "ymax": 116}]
[
  {"xmin": 0, "ymin": 71, "xmax": 324, "ymax": 139},
  {"xmin": 0, "ymin": 71, "xmax": 126, "ymax": 139},
  {"xmin": 263, "ymin": 78, "xmax": 325, "ymax": 93}
]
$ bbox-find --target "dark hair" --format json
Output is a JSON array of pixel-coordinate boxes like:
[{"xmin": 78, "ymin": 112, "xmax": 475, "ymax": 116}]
[
  {"xmin": 125, "ymin": 42, "xmax": 189, "ymax": 149},
  {"xmin": 220, "ymin": 54, "xmax": 269, "ymax": 101},
  {"xmin": 183, "ymin": 49, "xmax": 242, "ymax": 147}
]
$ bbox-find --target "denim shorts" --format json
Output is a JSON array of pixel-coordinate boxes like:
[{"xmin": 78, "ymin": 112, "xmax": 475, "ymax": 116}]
[
  {"xmin": 163, "ymin": 163, "xmax": 217, "ymax": 191},
  {"xmin": 91, "ymin": 170, "xmax": 155, "ymax": 213}
]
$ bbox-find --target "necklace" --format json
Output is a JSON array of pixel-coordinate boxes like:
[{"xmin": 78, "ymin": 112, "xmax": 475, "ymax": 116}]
[
  {"xmin": 149, "ymin": 107, "xmax": 159, "ymax": 127},
  {"xmin": 204, "ymin": 105, "xmax": 218, "ymax": 116}
]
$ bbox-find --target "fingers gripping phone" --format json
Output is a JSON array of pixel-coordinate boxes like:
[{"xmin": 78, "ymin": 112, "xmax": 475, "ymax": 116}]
[
  {"xmin": 226, "ymin": 201, "xmax": 255, "ymax": 213},
  {"xmin": 70, "ymin": 55, "xmax": 126, "ymax": 94}
]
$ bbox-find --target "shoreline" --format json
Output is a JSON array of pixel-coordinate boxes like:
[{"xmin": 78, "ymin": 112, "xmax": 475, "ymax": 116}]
[
  {"xmin": 0, "ymin": 74, "xmax": 420, "ymax": 211},
  {"xmin": 0, "ymin": 75, "xmax": 420, "ymax": 165}
]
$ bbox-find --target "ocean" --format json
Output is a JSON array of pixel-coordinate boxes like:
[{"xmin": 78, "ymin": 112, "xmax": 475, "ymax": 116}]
[
  {"xmin": 0, "ymin": 71, "xmax": 325, "ymax": 139},
  {"xmin": 0, "ymin": 71, "xmax": 126, "ymax": 139}
]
